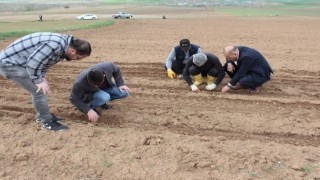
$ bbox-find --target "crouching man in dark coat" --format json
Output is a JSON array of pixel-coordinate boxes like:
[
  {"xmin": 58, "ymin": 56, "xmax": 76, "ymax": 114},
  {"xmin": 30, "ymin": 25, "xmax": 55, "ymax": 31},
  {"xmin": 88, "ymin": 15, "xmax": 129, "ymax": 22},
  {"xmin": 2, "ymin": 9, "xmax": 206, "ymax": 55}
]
[
  {"xmin": 221, "ymin": 46, "xmax": 273, "ymax": 94},
  {"xmin": 70, "ymin": 61, "xmax": 130, "ymax": 122},
  {"xmin": 183, "ymin": 53, "xmax": 225, "ymax": 92}
]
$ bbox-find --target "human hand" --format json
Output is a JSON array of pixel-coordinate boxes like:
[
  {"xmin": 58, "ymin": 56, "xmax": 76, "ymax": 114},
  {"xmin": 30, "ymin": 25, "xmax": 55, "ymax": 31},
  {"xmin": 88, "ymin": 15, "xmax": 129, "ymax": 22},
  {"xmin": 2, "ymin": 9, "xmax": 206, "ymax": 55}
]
[
  {"xmin": 119, "ymin": 85, "xmax": 130, "ymax": 94},
  {"xmin": 205, "ymin": 83, "xmax": 217, "ymax": 91},
  {"xmin": 221, "ymin": 85, "xmax": 230, "ymax": 93},
  {"xmin": 167, "ymin": 69, "xmax": 176, "ymax": 79},
  {"xmin": 190, "ymin": 84, "xmax": 200, "ymax": 92},
  {"xmin": 87, "ymin": 109, "xmax": 99, "ymax": 123},
  {"xmin": 36, "ymin": 81, "xmax": 49, "ymax": 95},
  {"xmin": 227, "ymin": 63, "xmax": 235, "ymax": 73}
]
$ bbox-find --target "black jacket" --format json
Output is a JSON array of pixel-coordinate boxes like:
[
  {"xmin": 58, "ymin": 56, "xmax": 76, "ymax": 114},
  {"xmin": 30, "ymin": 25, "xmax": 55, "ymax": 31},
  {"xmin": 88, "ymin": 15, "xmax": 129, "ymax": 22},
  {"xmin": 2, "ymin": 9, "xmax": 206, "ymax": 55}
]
[
  {"xmin": 183, "ymin": 53, "xmax": 225, "ymax": 86},
  {"xmin": 69, "ymin": 61, "xmax": 125, "ymax": 113},
  {"xmin": 229, "ymin": 46, "xmax": 273, "ymax": 86}
]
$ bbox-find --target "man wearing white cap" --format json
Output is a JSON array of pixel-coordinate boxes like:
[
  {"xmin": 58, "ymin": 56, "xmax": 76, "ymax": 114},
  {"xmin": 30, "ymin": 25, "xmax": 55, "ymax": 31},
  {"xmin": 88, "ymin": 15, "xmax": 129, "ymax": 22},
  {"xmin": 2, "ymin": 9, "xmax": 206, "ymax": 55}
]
[{"xmin": 183, "ymin": 53, "xmax": 225, "ymax": 92}]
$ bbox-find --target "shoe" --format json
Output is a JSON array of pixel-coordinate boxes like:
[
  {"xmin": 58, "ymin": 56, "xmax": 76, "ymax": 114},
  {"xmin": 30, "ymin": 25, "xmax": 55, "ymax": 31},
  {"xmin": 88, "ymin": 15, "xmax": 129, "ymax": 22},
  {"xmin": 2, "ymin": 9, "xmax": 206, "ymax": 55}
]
[
  {"xmin": 177, "ymin": 74, "xmax": 184, "ymax": 80},
  {"xmin": 101, "ymin": 104, "xmax": 112, "ymax": 110},
  {"xmin": 36, "ymin": 114, "xmax": 64, "ymax": 123},
  {"xmin": 249, "ymin": 86, "xmax": 262, "ymax": 94},
  {"xmin": 230, "ymin": 84, "xmax": 243, "ymax": 90},
  {"xmin": 42, "ymin": 121, "xmax": 69, "ymax": 131}
]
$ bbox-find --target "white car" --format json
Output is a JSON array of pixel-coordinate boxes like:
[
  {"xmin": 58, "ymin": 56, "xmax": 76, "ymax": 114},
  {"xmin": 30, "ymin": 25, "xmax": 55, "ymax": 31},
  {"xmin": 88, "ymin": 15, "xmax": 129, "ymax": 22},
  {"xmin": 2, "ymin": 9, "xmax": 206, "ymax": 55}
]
[
  {"xmin": 112, "ymin": 12, "xmax": 133, "ymax": 19},
  {"xmin": 76, "ymin": 14, "xmax": 97, "ymax": 20}
]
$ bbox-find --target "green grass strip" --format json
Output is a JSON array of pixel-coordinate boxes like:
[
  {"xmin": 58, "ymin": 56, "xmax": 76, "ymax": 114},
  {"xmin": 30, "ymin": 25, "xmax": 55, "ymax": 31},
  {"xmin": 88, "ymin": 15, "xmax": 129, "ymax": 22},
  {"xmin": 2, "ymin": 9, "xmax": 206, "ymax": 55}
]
[{"xmin": 0, "ymin": 19, "xmax": 114, "ymax": 40}]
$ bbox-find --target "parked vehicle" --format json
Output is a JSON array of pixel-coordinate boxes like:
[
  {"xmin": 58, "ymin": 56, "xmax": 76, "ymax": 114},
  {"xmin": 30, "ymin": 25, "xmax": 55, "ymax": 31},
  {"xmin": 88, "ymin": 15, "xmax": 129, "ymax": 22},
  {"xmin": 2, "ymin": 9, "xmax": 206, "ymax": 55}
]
[
  {"xmin": 112, "ymin": 12, "xmax": 133, "ymax": 19},
  {"xmin": 76, "ymin": 14, "xmax": 97, "ymax": 20}
]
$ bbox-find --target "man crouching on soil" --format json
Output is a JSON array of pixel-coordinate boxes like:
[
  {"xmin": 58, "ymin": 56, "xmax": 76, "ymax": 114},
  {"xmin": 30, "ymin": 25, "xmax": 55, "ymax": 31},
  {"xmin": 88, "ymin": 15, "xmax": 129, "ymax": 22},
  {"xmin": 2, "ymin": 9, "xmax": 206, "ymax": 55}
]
[
  {"xmin": 69, "ymin": 61, "xmax": 130, "ymax": 123},
  {"xmin": 221, "ymin": 46, "xmax": 273, "ymax": 94},
  {"xmin": 183, "ymin": 53, "xmax": 225, "ymax": 92}
]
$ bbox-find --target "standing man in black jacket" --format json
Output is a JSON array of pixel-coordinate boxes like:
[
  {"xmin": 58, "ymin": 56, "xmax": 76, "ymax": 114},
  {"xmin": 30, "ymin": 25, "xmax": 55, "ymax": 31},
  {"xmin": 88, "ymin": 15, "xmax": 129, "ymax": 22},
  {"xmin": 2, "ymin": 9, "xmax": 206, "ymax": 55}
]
[
  {"xmin": 221, "ymin": 46, "xmax": 273, "ymax": 93},
  {"xmin": 183, "ymin": 53, "xmax": 225, "ymax": 92},
  {"xmin": 69, "ymin": 62, "xmax": 130, "ymax": 123},
  {"xmin": 164, "ymin": 39, "xmax": 202, "ymax": 79}
]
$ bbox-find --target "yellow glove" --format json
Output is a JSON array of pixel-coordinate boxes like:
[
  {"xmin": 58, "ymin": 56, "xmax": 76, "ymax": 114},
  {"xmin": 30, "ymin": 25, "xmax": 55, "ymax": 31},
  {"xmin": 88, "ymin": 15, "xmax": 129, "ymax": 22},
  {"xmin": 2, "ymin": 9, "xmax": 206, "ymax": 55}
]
[{"xmin": 167, "ymin": 69, "xmax": 176, "ymax": 79}]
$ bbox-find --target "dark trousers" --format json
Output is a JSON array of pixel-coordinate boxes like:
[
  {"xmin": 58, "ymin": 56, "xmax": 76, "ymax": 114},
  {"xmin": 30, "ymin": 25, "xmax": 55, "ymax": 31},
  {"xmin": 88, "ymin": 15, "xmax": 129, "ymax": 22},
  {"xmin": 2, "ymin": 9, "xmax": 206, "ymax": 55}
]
[
  {"xmin": 189, "ymin": 66, "xmax": 218, "ymax": 77},
  {"xmin": 164, "ymin": 61, "xmax": 185, "ymax": 74},
  {"xmin": 240, "ymin": 73, "xmax": 271, "ymax": 89},
  {"xmin": 238, "ymin": 74, "xmax": 258, "ymax": 89},
  {"xmin": 224, "ymin": 62, "xmax": 266, "ymax": 89}
]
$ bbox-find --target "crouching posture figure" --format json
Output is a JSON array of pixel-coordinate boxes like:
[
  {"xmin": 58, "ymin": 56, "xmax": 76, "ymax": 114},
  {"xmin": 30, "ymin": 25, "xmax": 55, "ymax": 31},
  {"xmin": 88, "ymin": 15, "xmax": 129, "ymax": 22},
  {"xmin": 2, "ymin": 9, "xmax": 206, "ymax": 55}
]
[
  {"xmin": 164, "ymin": 38, "xmax": 202, "ymax": 79},
  {"xmin": 70, "ymin": 61, "xmax": 130, "ymax": 123},
  {"xmin": 221, "ymin": 46, "xmax": 273, "ymax": 93},
  {"xmin": 183, "ymin": 53, "xmax": 225, "ymax": 92}
]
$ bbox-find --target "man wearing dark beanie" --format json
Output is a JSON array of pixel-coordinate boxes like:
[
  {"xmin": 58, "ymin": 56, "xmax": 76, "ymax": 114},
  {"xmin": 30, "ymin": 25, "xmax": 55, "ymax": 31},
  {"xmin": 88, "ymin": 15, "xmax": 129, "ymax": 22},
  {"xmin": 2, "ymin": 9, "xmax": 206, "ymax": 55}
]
[
  {"xmin": 70, "ymin": 62, "xmax": 130, "ymax": 123},
  {"xmin": 164, "ymin": 38, "xmax": 202, "ymax": 79}
]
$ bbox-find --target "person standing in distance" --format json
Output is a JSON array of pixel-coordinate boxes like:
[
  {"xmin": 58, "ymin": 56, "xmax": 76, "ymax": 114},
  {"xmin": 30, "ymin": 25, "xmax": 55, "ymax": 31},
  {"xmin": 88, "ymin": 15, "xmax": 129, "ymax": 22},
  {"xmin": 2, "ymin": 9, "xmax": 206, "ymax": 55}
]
[{"xmin": 0, "ymin": 32, "xmax": 91, "ymax": 131}]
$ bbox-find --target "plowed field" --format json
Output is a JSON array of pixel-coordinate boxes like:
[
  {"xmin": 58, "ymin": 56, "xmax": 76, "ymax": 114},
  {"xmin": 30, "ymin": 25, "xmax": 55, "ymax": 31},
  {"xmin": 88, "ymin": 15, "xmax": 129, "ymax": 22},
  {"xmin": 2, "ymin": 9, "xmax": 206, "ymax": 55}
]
[{"xmin": 0, "ymin": 5, "xmax": 319, "ymax": 179}]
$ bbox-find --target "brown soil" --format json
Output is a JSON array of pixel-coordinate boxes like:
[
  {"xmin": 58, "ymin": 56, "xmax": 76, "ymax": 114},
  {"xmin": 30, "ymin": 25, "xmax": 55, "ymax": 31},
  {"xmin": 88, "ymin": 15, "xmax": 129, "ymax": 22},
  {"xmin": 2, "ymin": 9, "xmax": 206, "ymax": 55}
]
[{"xmin": 0, "ymin": 5, "xmax": 320, "ymax": 180}]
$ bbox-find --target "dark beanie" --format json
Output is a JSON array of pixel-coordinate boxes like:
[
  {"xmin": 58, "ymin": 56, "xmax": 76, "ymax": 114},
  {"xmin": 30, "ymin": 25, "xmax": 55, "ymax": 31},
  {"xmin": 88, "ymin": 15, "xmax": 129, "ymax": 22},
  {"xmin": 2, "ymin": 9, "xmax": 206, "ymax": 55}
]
[{"xmin": 87, "ymin": 68, "xmax": 104, "ymax": 86}]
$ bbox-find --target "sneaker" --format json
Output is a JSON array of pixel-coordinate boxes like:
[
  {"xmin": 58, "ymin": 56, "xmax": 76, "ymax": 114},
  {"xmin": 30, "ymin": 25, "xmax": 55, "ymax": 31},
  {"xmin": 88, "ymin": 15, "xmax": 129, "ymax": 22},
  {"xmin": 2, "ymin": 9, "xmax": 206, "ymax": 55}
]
[
  {"xmin": 42, "ymin": 121, "xmax": 69, "ymax": 131},
  {"xmin": 36, "ymin": 114, "xmax": 64, "ymax": 123},
  {"xmin": 101, "ymin": 104, "xmax": 112, "ymax": 110}
]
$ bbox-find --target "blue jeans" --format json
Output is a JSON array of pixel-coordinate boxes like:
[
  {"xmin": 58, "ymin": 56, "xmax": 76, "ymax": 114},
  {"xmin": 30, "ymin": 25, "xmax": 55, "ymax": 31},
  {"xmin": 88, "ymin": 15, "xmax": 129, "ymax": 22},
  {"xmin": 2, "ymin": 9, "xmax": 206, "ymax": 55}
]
[
  {"xmin": 0, "ymin": 64, "xmax": 52, "ymax": 123},
  {"xmin": 91, "ymin": 86, "xmax": 128, "ymax": 108}
]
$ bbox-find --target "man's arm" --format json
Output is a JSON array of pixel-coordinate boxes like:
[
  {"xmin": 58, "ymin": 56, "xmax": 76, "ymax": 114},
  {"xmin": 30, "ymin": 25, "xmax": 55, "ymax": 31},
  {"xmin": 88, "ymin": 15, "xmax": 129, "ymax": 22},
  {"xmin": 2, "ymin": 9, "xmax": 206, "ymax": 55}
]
[
  {"xmin": 229, "ymin": 56, "xmax": 255, "ymax": 86},
  {"xmin": 165, "ymin": 48, "xmax": 176, "ymax": 69},
  {"xmin": 69, "ymin": 86, "xmax": 91, "ymax": 114},
  {"xmin": 112, "ymin": 64, "xmax": 125, "ymax": 87},
  {"xmin": 197, "ymin": 47, "xmax": 202, "ymax": 53},
  {"xmin": 182, "ymin": 58, "xmax": 193, "ymax": 86},
  {"xmin": 210, "ymin": 56, "xmax": 226, "ymax": 86}
]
